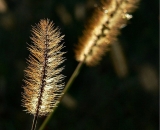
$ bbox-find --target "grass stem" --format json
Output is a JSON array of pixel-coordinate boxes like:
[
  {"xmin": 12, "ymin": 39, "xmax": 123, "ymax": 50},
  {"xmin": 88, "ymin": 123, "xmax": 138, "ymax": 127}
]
[
  {"xmin": 31, "ymin": 115, "xmax": 38, "ymax": 130},
  {"xmin": 39, "ymin": 60, "xmax": 84, "ymax": 130}
]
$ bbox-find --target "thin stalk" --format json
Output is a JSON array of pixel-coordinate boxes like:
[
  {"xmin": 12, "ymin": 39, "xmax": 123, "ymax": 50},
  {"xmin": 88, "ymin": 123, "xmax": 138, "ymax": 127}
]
[
  {"xmin": 39, "ymin": 60, "xmax": 85, "ymax": 130},
  {"xmin": 31, "ymin": 115, "xmax": 38, "ymax": 130}
]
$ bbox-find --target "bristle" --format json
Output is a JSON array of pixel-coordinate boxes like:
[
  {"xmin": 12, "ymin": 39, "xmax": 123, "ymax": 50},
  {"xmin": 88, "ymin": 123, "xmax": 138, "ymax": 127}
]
[
  {"xmin": 22, "ymin": 19, "xmax": 65, "ymax": 116},
  {"xmin": 75, "ymin": 0, "xmax": 139, "ymax": 66}
]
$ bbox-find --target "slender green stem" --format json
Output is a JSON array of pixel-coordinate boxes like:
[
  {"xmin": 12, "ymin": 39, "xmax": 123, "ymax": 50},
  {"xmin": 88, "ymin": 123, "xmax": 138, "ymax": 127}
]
[{"xmin": 39, "ymin": 61, "xmax": 84, "ymax": 130}]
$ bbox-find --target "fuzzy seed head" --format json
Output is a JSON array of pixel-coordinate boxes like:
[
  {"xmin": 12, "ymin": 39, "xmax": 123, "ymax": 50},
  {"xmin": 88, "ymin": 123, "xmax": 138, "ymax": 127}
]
[
  {"xmin": 75, "ymin": 0, "xmax": 139, "ymax": 66},
  {"xmin": 22, "ymin": 19, "xmax": 65, "ymax": 116}
]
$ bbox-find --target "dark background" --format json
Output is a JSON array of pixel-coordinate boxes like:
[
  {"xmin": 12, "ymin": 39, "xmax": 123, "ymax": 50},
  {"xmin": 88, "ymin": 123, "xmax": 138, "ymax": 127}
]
[{"xmin": 0, "ymin": 0, "xmax": 159, "ymax": 130}]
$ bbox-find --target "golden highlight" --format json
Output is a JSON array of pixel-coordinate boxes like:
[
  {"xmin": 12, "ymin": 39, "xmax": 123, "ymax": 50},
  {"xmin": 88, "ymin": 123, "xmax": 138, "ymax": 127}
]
[
  {"xmin": 22, "ymin": 19, "xmax": 65, "ymax": 116},
  {"xmin": 75, "ymin": 0, "xmax": 139, "ymax": 66}
]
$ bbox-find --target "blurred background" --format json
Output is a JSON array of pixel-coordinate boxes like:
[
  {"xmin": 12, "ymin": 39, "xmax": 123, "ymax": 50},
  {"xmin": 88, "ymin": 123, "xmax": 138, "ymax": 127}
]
[{"xmin": 0, "ymin": 0, "xmax": 159, "ymax": 130}]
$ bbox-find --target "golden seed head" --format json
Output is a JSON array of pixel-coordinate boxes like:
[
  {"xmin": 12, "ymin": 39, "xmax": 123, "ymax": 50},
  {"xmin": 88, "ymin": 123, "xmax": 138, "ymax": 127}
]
[
  {"xmin": 75, "ymin": 0, "xmax": 139, "ymax": 66},
  {"xmin": 22, "ymin": 19, "xmax": 65, "ymax": 116}
]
